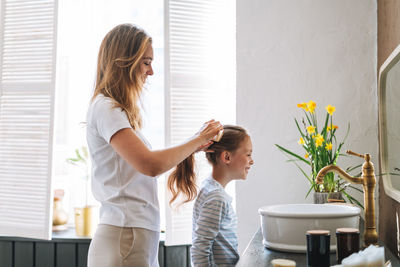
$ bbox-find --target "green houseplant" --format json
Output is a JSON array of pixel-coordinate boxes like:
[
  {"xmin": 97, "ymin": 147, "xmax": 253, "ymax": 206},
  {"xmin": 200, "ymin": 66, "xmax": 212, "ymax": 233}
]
[
  {"xmin": 66, "ymin": 146, "xmax": 90, "ymax": 207},
  {"xmin": 66, "ymin": 146, "xmax": 96, "ymax": 236},
  {"xmin": 275, "ymin": 100, "xmax": 363, "ymax": 208}
]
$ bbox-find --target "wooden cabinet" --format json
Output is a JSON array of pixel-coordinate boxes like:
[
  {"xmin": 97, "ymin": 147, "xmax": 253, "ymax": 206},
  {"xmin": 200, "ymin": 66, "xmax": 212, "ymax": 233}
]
[{"xmin": 0, "ymin": 229, "xmax": 191, "ymax": 267}]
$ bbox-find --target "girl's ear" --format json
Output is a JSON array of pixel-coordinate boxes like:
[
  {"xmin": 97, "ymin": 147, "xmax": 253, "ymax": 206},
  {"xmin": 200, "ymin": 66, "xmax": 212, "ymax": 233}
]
[{"xmin": 220, "ymin": 151, "xmax": 231, "ymax": 164}]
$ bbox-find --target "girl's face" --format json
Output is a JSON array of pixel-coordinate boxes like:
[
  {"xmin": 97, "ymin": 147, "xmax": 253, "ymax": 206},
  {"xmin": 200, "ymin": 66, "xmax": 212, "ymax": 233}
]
[
  {"xmin": 140, "ymin": 45, "xmax": 154, "ymax": 83},
  {"xmin": 228, "ymin": 136, "xmax": 254, "ymax": 180}
]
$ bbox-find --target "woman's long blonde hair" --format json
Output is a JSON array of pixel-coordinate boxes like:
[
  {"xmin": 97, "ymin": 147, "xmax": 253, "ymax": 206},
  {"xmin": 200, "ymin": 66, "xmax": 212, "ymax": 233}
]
[
  {"xmin": 167, "ymin": 125, "xmax": 249, "ymax": 205},
  {"xmin": 92, "ymin": 24, "xmax": 152, "ymax": 130}
]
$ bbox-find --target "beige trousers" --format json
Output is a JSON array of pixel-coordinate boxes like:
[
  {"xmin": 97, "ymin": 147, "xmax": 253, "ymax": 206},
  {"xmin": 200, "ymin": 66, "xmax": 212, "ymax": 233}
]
[{"xmin": 88, "ymin": 224, "xmax": 160, "ymax": 267}]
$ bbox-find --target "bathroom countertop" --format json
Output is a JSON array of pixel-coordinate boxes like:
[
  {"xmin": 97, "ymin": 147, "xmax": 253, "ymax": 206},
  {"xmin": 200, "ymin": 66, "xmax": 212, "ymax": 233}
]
[{"xmin": 236, "ymin": 228, "xmax": 400, "ymax": 267}]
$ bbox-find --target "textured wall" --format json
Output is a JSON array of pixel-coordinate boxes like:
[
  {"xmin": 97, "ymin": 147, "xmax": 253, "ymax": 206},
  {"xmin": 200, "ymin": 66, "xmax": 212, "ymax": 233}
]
[
  {"xmin": 378, "ymin": 0, "xmax": 400, "ymax": 258},
  {"xmin": 236, "ymin": 0, "xmax": 377, "ymax": 253}
]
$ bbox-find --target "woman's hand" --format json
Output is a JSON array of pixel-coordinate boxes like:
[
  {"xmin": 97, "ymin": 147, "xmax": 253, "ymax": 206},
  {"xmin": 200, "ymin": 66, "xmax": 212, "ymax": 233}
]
[{"xmin": 195, "ymin": 120, "xmax": 223, "ymax": 151}]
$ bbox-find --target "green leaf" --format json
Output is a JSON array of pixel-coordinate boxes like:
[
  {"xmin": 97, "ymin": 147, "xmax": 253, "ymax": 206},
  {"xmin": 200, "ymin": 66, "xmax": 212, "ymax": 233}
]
[
  {"xmin": 295, "ymin": 119, "xmax": 306, "ymax": 138},
  {"xmin": 66, "ymin": 160, "xmax": 78, "ymax": 166},
  {"xmin": 348, "ymin": 185, "xmax": 363, "ymax": 193},
  {"xmin": 340, "ymin": 123, "xmax": 351, "ymax": 145},
  {"xmin": 286, "ymin": 159, "xmax": 308, "ymax": 163},
  {"xmin": 75, "ymin": 149, "xmax": 83, "ymax": 160},
  {"xmin": 303, "ymin": 110, "xmax": 312, "ymax": 126},
  {"xmin": 376, "ymin": 172, "xmax": 400, "ymax": 177},
  {"xmin": 275, "ymin": 144, "xmax": 310, "ymax": 165},
  {"xmin": 345, "ymin": 164, "xmax": 362, "ymax": 174},
  {"xmin": 305, "ymin": 184, "xmax": 315, "ymax": 198},
  {"xmin": 322, "ymin": 112, "xmax": 330, "ymax": 139},
  {"xmin": 292, "ymin": 161, "xmax": 312, "ymax": 183},
  {"xmin": 290, "ymin": 156, "xmax": 321, "ymax": 195},
  {"xmin": 66, "ymin": 147, "xmax": 89, "ymax": 173},
  {"xmin": 342, "ymin": 191, "xmax": 364, "ymax": 209}
]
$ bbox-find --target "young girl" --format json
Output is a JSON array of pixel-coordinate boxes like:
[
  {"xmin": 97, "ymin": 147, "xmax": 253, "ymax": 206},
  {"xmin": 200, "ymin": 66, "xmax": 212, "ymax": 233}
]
[
  {"xmin": 168, "ymin": 125, "xmax": 254, "ymax": 266},
  {"xmin": 86, "ymin": 24, "xmax": 222, "ymax": 267}
]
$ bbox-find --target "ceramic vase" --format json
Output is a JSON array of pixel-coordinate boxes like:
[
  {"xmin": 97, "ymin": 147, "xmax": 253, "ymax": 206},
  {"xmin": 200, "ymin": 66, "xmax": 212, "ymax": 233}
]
[{"xmin": 313, "ymin": 192, "xmax": 343, "ymax": 204}]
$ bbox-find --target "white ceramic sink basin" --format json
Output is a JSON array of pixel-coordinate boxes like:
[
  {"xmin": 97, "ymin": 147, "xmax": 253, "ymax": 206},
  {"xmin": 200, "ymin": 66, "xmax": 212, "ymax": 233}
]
[{"xmin": 258, "ymin": 204, "xmax": 361, "ymax": 253}]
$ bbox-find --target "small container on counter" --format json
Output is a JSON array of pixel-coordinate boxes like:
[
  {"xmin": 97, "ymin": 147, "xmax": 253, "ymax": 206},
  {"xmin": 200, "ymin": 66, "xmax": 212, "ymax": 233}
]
[
  {"xmin": 271, "ymin": 258, "xmax": 296, "ymax": 267},
  {"xmin": 306, "ymin": 230, "xmax": 330, "ymax": 267},
  {"xmin": 336, "ymin": 227, "xmax": 360, "ymax": 264}
]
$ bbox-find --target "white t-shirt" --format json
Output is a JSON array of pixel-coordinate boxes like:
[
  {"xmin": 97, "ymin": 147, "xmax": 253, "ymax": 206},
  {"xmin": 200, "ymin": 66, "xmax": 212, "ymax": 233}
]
[{"xmin": 86, "ymin": 94, "xmax": 160, "ymax": 232}]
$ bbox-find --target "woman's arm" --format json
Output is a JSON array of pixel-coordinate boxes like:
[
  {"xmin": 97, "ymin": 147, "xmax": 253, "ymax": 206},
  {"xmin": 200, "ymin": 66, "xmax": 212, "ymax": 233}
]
[{"xmin": 110, "ymin": 121, "xmax": 222, "ymax": 177}]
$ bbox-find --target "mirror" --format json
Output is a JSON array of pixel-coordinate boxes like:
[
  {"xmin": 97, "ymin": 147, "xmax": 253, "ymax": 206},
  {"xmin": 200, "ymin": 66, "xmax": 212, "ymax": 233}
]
[{"xmin": 378, "ymin": 44, "xmax": 400, "ymax": 203}]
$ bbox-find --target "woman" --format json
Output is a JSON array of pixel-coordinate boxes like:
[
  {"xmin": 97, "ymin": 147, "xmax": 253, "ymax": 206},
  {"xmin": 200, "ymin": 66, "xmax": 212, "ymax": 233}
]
[{"xmin": 86, "ymin": 23, "xmax": 222, "ymax": 267}]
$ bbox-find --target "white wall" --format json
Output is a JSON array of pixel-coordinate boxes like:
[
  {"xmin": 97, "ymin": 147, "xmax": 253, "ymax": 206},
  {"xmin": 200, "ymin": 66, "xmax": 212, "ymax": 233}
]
[{"xmin": 236, "ymin": 0, "xmax": 377, "ymax": 253}]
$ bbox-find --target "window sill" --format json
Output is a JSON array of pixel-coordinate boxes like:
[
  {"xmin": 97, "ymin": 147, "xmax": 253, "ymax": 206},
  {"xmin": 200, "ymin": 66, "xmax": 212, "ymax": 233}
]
[{"xmin": 0, "ymin": 227, "xmax": 166, "ymax": 243}]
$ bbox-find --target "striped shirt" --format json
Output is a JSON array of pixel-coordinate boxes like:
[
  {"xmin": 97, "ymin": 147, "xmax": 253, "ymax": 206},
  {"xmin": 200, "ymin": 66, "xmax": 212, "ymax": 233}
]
[{"xmin": 191, "ymin": 176, "xmax": 239, "ymax": 267}]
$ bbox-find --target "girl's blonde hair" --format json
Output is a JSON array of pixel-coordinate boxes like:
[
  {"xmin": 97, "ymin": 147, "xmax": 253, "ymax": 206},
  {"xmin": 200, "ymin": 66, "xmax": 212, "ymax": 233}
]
[
  {"xmin": 92, "ymin": 23, "xmax": 152, "ymax": 130},
  {"xmin": 167, "ymin": 125, "xmax": 249, "ymax": 205}
]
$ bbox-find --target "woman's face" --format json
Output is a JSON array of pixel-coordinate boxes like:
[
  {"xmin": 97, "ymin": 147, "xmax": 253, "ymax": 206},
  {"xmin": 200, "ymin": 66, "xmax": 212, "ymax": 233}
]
[
  {"xmin": 140, "ymin": 45, "xmax": 154, "ymax": 83},
  {"xmin": 228, "ymin": 136, "xmax": 254, "ymax": 180}
]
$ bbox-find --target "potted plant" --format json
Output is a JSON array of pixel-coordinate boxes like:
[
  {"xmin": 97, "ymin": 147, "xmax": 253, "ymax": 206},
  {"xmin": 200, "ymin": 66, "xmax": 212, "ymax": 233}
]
[
  {"xmin": 66, "ymin": 146, "xmax": 96, "ymax": 236},
  {"xmin": 275, "ymin": 101, "xmax": 363, "ymax": 208}
]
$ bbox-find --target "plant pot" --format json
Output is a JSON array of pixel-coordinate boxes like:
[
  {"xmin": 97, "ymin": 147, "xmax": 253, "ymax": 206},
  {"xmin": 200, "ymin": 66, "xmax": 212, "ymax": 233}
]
[
  {"xmin": 313, "ymin": 192, "xmax": 343, "ymax": 204},
  {"xmin": 74, "ymin": 206, "xmax": 97, "ymax": 237}
]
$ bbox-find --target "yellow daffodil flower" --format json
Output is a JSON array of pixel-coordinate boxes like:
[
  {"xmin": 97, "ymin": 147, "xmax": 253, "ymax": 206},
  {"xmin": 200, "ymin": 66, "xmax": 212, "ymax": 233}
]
[
  {"xmin": 314, "ymin": 134, "xmax": 324, "ymax": 147},
  {"xmin": 307, "ymin": 100, "xmax": 316, "ymax": 113},
  {"xmin": 327, "ymin": 125, "xmax": 339, "ymax": 132},
  {"xmin": 297, "ymin": 102, "xmax": 308, "ymax": 111},
  {"xmin": 325, "ymin": 104, "xmax": 336, "ymax": 116},
  {"xmin": 306, "ymin": 126, "xmax": 315, "ymax": 134},
  {"xmin": 312, "ymin": 133, "xmax": 323, "ymax": 139},
  {"xmin": 325, "ymin": 142, "xmax": 332, "ymax": 150},
  {"xmin": 305, "ymin": 153, "xmax": 309, "ymax": 158},
  {"xmin": 298, "ymin": 137, "xmax": 305, "ymax": 145}
]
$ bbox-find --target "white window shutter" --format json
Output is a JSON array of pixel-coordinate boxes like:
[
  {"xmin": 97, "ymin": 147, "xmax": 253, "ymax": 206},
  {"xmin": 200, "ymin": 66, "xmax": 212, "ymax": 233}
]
[
  {"xmin": 165, "ymin": 0, "xmax": 235, "ymax": 246},
  {"xmin": 0, "ymin": 0, "xmax": 58, "ymax": 240}
]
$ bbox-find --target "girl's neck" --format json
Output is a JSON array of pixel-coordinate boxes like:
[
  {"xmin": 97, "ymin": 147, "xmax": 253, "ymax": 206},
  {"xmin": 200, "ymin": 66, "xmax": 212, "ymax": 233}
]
[{"xmin": 211, "ymin": 166, "xmax": 232, "ymax": 188}]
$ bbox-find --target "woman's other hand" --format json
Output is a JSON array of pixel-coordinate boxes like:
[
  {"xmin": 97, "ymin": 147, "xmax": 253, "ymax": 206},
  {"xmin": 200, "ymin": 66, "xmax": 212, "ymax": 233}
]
[{"xmin": 195, "ymin": 120, "xmax": 223, "ymax": 151}]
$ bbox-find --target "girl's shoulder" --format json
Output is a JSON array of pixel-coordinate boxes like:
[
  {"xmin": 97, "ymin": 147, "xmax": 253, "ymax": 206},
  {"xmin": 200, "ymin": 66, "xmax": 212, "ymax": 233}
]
[
  {"xmin": 199, "ymin": 178, "xmax": 233, "ymax": 204},
  {"xmin": 200, "ymin": 178, "xmax": 222, "ymax": 191},
  {"xmin": 198, "ymin": 186, "xmax": 226, "ymax": 204}
]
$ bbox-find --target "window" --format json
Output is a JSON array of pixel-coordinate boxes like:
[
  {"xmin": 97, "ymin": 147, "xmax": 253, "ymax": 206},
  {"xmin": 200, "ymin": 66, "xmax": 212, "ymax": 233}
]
[
  {"xmin": 53, "ymin": 0, "xmax": 165, "ymax": 227},
  {"xmin": 0, "ymin": 0, "xmax": 58, "ymax": 240},
  {"xmin": 165, "ymin": 0, "xmax": 236, "ymax": 245}
]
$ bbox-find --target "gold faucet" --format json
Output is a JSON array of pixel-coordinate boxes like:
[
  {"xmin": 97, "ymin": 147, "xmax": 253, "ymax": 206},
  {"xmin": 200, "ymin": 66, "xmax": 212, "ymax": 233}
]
[{"xmin": 316, "ymin": 150, "xmax": 378, "ymax": 247}]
